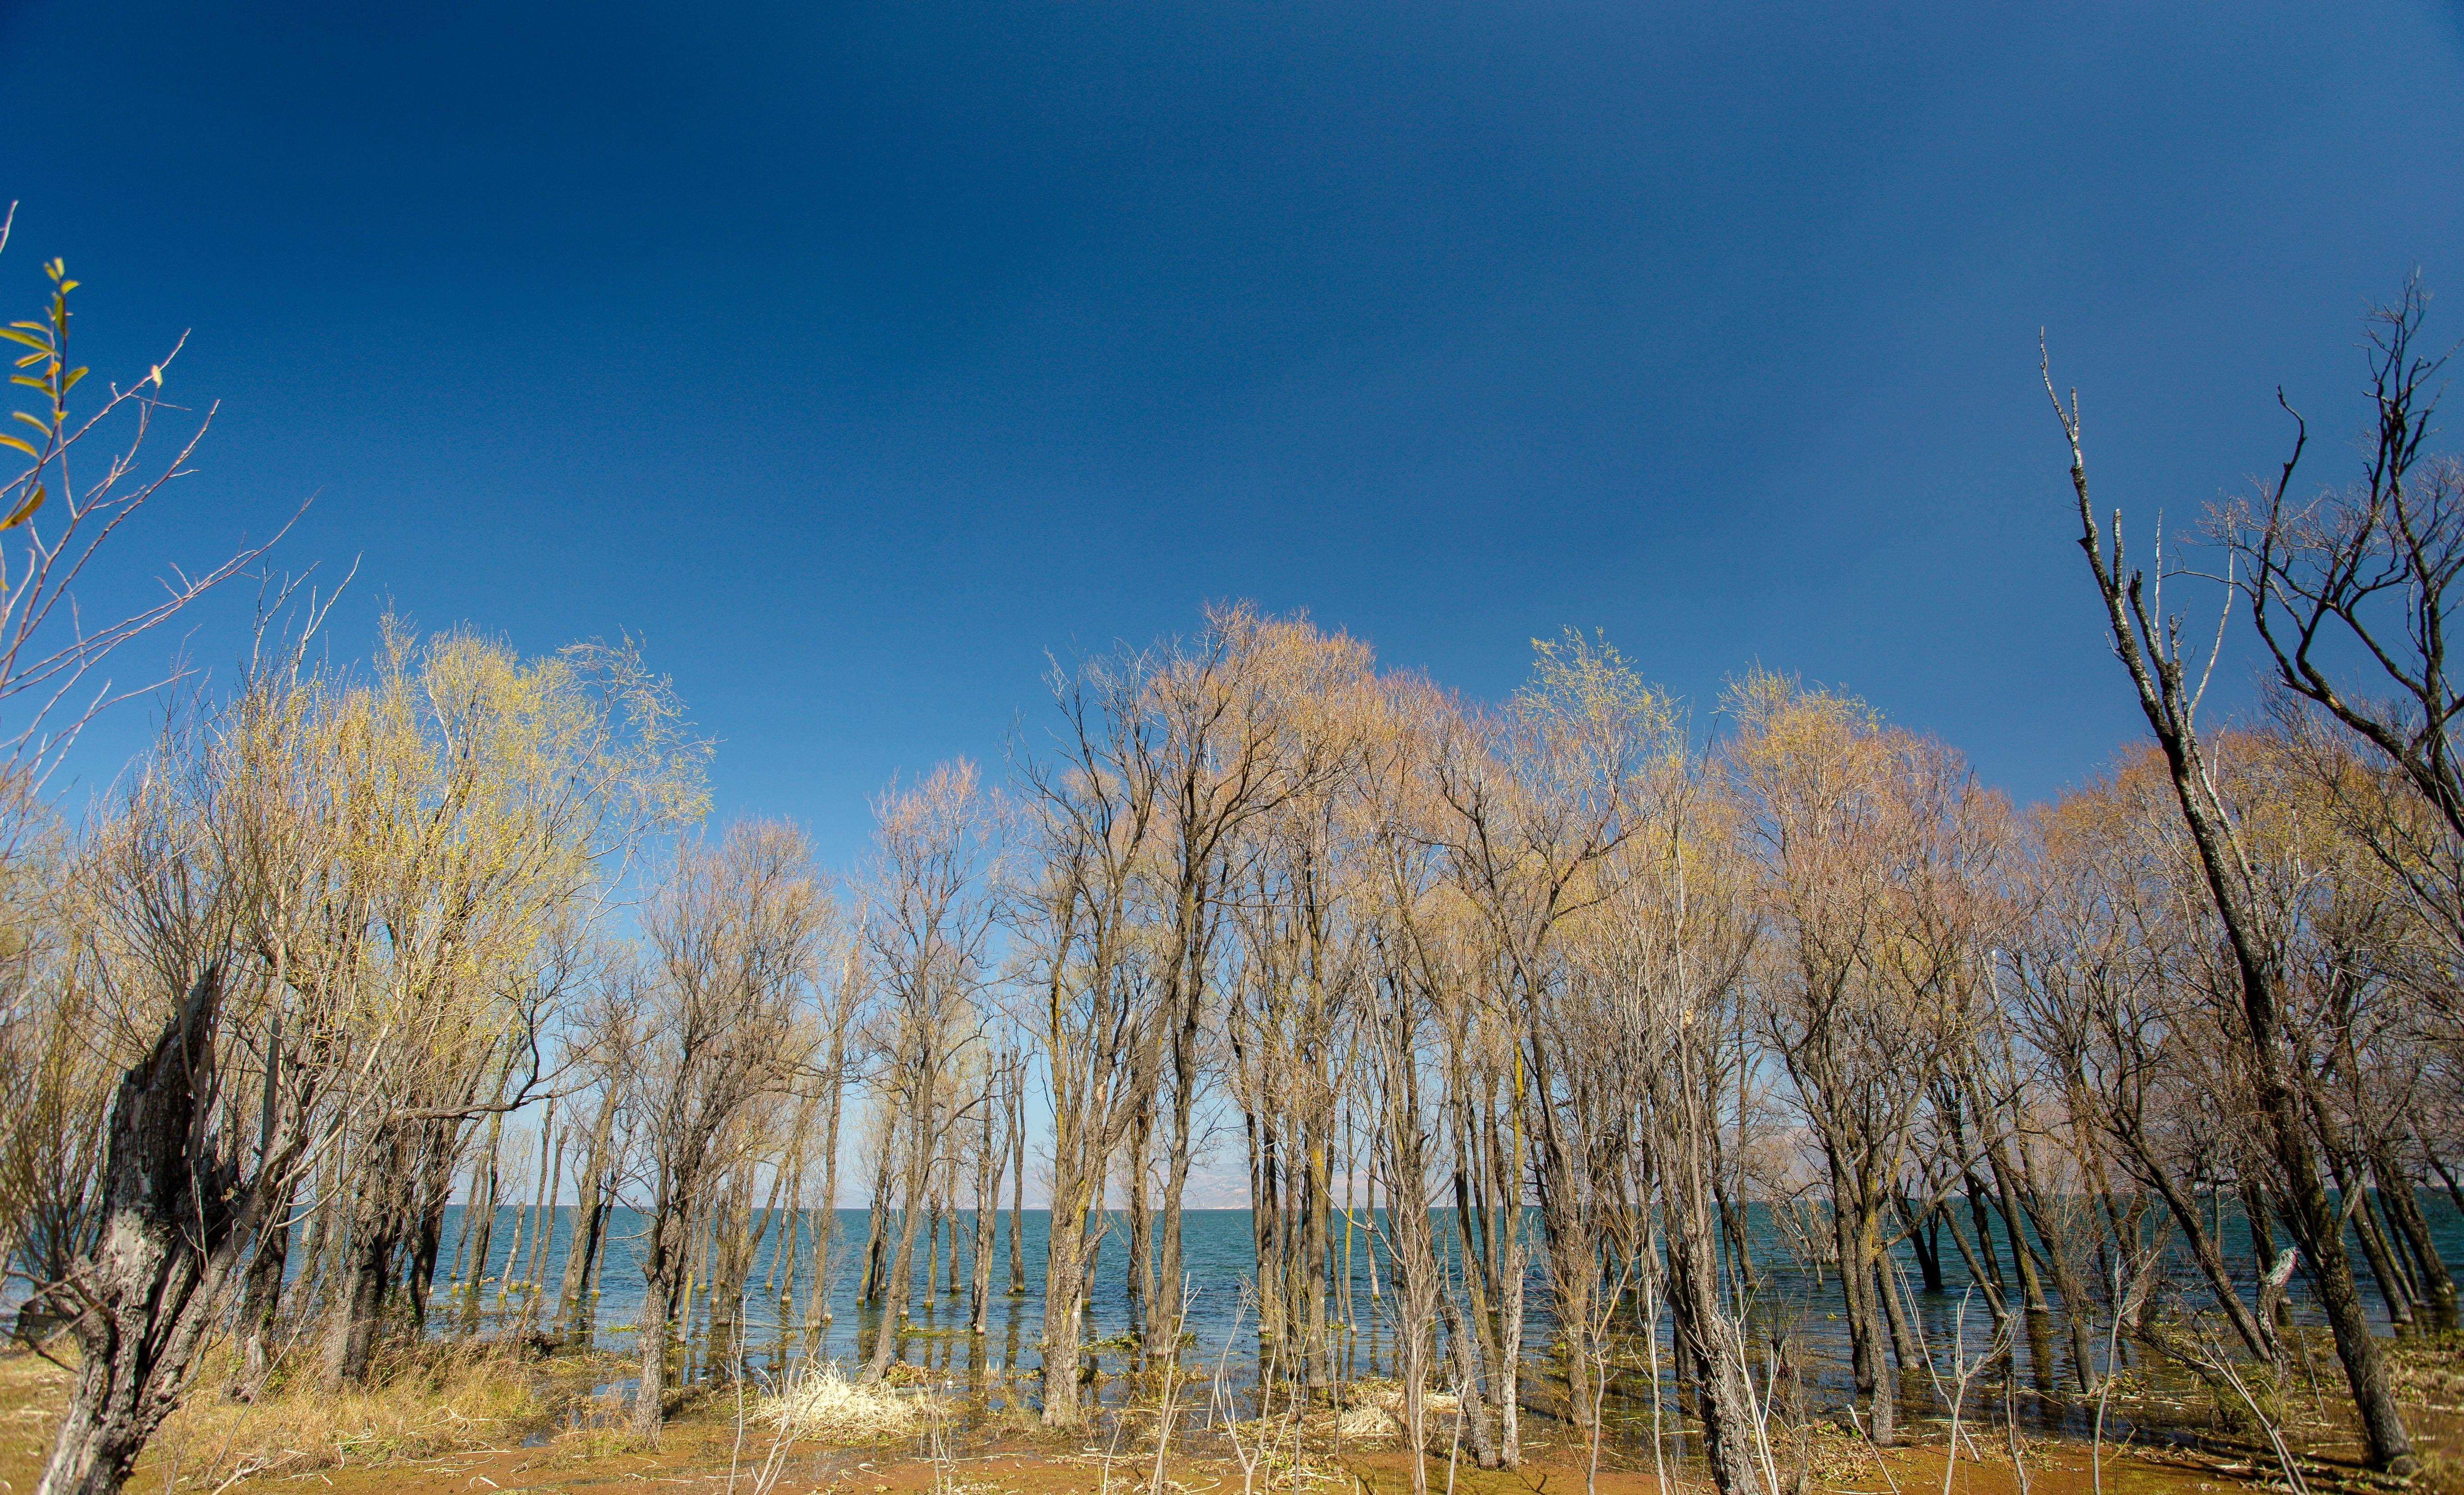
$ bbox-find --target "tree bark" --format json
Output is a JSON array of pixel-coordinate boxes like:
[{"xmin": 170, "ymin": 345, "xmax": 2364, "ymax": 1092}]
[
  {"xmin": 1038, "ymin": 1198, "xmax": 1095, "ymax": 1424},
  {"xmin": 457, "ymin": 1110, "xmax": 503, "ymax": 1334},
  {"xmin": 634, "ymin": 1197, "xmax": 688, "ymax": 1435},
  {"xmin": 969, "ymin": 1099, "xmax": 999, "ymax": 1336},
  {"xmin": 318, "ymin": 1156, "xmax": 404, "ymax": 1391},
  {"xmin": 1007, "ymin": 1060, "xmax": 1026, "ymax": 1295},
  {"xmin": 2372, "ymin": 1144, "xmax": 2455, "ymax": 1318},
  {"xmin": 860, "ymin": 1081, "xmax": 933, "ymax": 1382},
  {"xmin": 237, "ymin": 1173, "xmax": 297, "ymax": 1390},
  {"xmin": 40, "ymin": 969, "xmax": 294, "ymax": 1495}
]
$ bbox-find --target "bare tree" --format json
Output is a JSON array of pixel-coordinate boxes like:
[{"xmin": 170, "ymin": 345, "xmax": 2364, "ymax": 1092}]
[
  {"xmin": 853, "ymin": 762, "xmax": 995, "ymax": 1383},
  {"xmin": 625, "ymin": 821, "xmax": 828, "ymax": 1435},
  {"xmin": 32, "ymin": 646, "xmax": 385, "ymax": 1495},
  {"xmin": 1013, "ymin": 651, "xmax": 1160, "ymax": 1427},
  {"xmin": 2046, "ymin": 349, "xmax": 2416, "ymax": 1472},
  {"xmin": 1586, "ymin": 729, "xmax": 1766, "ymax": 1495},
  {"xmin": 1730, "ymin": 671, "xmax": 2001, "ymax": 1443},
  {"xmin": 0, "ymin": 220, "xmax": 288, "ymax": 830}
]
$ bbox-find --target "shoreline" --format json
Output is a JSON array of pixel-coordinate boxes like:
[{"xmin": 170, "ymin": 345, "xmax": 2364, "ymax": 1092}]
[{"xmin": 0, "ymin": 1332, "xmax": 2452, "ymax": 1495}]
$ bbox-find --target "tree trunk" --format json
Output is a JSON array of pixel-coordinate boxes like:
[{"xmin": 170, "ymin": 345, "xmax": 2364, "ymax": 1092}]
[
  {"xmin": 634, "ymin": 1204, "xmax": 686, "ymax": 1435},
  {"xmin": 1432, "ymin": 1278, "xmax": 1500, "ymax": 1468},
  {"xmin": 525, "ymin": 1112, "xmax": 563, "ymax": 1321},
  {"xmin": 1302, "ymin": 1116, "xmax": 1333, "ymax": 1390},
  {"xmin": 319, "ymin": 1162, "xmax": 403, "ymax": 1392},
  {"xmin": 458, "ymin": 1111, "xmax": 503, "ymax": 1334},
  {"xmin": 565, "ymin": 1169, "xmax": 611, "ymax": 1341},
  {"xmin": 2011, "ymin": 1184, "xmax": 2102, "ymax": 1394},
  {"xmin": 1830, "ymin": 1177, "xmax": 1893, "ymax": 1445},
  {"xmin": 2127, "ymin": 1138, "xmax": 2274, "ymax": 1360},
  {"xmin": 559, "ymin": 1093, "xmax": 619, "ymax": 1333},
  {"xmin": 403, "ymin": 1121, "xmax": 460, "ymax": 1338},
  {"xmin": 816, "ymin": 1081, "xmax": 844, "ymax": 1322},
  {"xmin": 2373, "ymin": 1145, "xmax": 2455, "ymax": 1318},
  {"xmin": 1983, "ymin": 1137, "xmax": 2049, "ymax": 1314},
  {"xmin": 1906, "ymin": 1200, "xmax": 1945, "ymax": 1291},
  {"xmin": 1007, "ymin": 1061, "xmax": 1026, "ymax": 1295},
  {"xmin": 1157, "ymin": 1000, "xmax": 1201, "ymax": 1342},
  {"xmin": 860, "ymin": 1101, "xmax": 930, "ymax": 1382},
  {"xmin": 40, "ymin": 969, "xmax": 288, "ymax": 1495},
  {"xmin": 970, "ymin": 1103, "xmax": 998, "ymax": 1336},
  {"xmin": 2057, "ymin": 426, "xmax": 2415, "ymax": 1472},
  {"xmin": 2325, "ymin": 1147, "xmax": 2414, "ymax": 1323},
  {"xmin": 238, "ymin": 1173, "xmax": 297, "ymax": 1390},
  {"xmin": 1039, "ymin": 1197, "xmax": 1092, "ymax": 1425},
  {"xmin": 1667, "ymin": 1185, "xmax": 1766, "ymax": 1495},
  {"xmin": 860, "ymin": 1141, "xmax": 892, "ymax": 1302},
  {"xmin": 1125, "ymin": 1104, "xmax": 1153, "ymax": 1336}
]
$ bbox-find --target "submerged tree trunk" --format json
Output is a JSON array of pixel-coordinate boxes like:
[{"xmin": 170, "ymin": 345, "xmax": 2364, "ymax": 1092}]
[
  {"xmin": 458, "ymin": 1110, "xmax": 504, "ymax": 1334},
  {"xmin": 859, "ymin": 1137, "xmax": 893, "ymax": 1303},
  {"xmin": 969, "ymin": 1099, "xmax": 998, "ymax": 1336},
  {"xmin": 1666, "ymin": 1189, "xmax": 1764, "ymax": 1495},
  {"xmin": 634, "ymin": 1196, "xmax": 688, "ymax": 1436},
  {"xmin": 559, "ymin": 1092, "xmax": 620, "ymax": 1335},
  {"xmin": 403, "ymin": 1119, "xmax": 462, "ymax": 1339},
  {"xmin": 2373, "ymin": 1144, "xmax": 2455, "ymax": 1318},
  {"xmin": 1124, "ymin": 1102, "xmax": 1153, "ymax": 1336},
  {"xmin": 861, "ymin": 1084, "xmax": 933, "ymax": 1382},
  {"xmin": 1007, "ymin": 1060, "xmax": 1026, "ymax": 1295},
  {"xmin": 1828, "ymin": 1169, "xmax": 1895, "ymax": 1446},
  {"xmin": 1156, "ymin": 989, "xmax": 1203, "ymax": 1345}
]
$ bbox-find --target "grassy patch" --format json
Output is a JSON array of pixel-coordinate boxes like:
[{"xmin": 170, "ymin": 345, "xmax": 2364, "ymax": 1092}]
[
  {"xmin": 2385, "ymin": 1329, "xmax": 2464, "ymax": 1414},
  {"xmin": 159, "ymin": 1338, "xmax": 581, "ymax": 1486}
]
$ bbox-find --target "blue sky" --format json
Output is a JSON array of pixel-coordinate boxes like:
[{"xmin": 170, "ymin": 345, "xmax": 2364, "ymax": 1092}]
[{"xmin": 5, "ymin": 0, "xmax": 2463, "ymax": 865}]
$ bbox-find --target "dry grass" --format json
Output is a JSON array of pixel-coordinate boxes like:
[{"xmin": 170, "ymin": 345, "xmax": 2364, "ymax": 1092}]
[
  {"xmin": 159, "ymin": 1339, "xmax": 564, "ymax": 1485},
  {"xmin": 755, "ymin": 1360, "xmax": 948, "ymax": 1443},
  {"xmin": 1336, "ymin": 1402, "xmax": 1400, "ymax": 1440},
  {"xmin": 2387, "ymin": 1330, "xmax": 2464, "ymax": 1415},
  {"xmin": 1331, "ymin": 1381, "xmax": 1466, "ymax": 1445}
]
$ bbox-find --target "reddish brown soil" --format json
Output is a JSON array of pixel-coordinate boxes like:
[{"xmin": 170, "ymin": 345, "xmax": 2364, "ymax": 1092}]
[{"xmin": 0, "ymin": 1350, "xmax": 2452, "ymax": 1495}]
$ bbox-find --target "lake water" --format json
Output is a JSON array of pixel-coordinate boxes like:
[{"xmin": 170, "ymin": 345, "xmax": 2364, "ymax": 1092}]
[{"xmin": 426, "ymin": 1192, "xmax": 2464, "ymax": 1423}]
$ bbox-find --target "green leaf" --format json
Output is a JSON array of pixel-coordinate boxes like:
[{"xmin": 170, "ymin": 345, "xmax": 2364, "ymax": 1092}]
[
  {"xmin": 56, "ymin": 281, "xmax": 77, "ymax": 294},
  {"xmin": 12, "ymin": 413, "xmax": 48, "ymax": 435},
  {"xmin": 0, "ymin": 436, "xmax": 35, "ymax": 460},
  {"xmin": 61, "ymin": 367, "xmax": 85, "ymax": 392},
  {"xmin": 9, "ymin": 375, "xmax": 45, "ymax": 392},
  {"xmin": 13, "ymin": 352, "xmax": 44, "ymax": 370},
  {"xmin": 4, "ymin": 483, "xmax": 45, "ymax": 529},
  {"xmin": 0, "ymin": 330, "xmax": 45, "ymax": 352}
]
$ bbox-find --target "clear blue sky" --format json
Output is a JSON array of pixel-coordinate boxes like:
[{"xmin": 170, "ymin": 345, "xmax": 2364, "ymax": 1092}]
[{"xmin": 6, "ymin": 0, "xmax": 2462, "ymax": 861}]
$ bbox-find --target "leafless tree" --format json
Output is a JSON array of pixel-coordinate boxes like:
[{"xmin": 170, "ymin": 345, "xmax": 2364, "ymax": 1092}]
[
  {"xmin": 2047, "ymin": 345, "xmax": 2416, "ymax": 1472},
  {"xmin": 625, "ymin": 821, "xmax": 829, "ymax": 1435},
  {"xmin": 853, "ymin": 762, "xmax": 995, "ymax": 1384},
  {"xmin": 1012, "ymin": 650, "xmax": 1160, "ymax": 1427},
  {"xmin": 1730, "ymin": 671, "xmax": 2002, "ymax": 1442}
]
